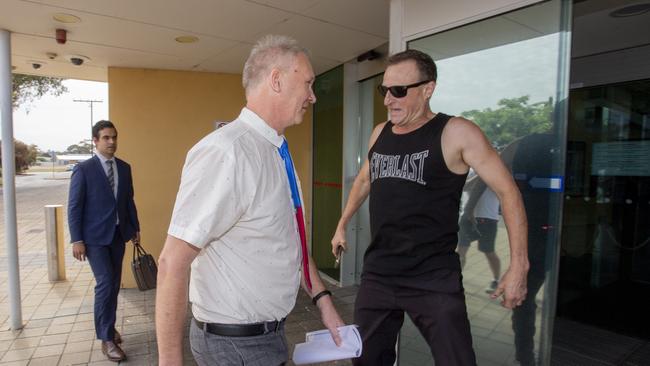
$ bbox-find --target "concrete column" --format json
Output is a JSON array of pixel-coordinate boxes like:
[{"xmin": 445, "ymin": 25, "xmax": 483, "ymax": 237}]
[
  {"xmin": 0, "ymin": 28, "xmax": 23, "ymax": 330},
  {"xmin": 45, "ymin": 205, "xmax": 66, "ymax": 281}
]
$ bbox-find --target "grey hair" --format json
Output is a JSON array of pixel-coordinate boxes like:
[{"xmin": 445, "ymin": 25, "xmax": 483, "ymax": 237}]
[{"xmin": 242, "ymin": 34, "xmax": 309, "ymax": 92}]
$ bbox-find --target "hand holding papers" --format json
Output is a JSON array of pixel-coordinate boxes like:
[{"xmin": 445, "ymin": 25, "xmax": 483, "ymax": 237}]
[{"xmin": 292, "ymin": 325, "xmax": 362, "ymax": 365}]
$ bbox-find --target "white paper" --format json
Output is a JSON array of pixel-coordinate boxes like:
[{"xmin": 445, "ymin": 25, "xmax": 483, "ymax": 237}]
[{"xmin": 292, "ymin": 325, "xmax": 362, "ymax": 365}]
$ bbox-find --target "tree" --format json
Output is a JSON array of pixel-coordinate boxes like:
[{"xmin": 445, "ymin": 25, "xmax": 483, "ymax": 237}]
[
  {"xmin": 65, "ymin": 140, "xmax": 92, "ymax": 154},
  {"xmin": 0, "ymin": 139, "xmax": 40, "ymax": 173},
  {"xmin": 461, "ymin": 96, "xmax": 553, "ymax": 149},
  {"xmin": 12, "ymin": 74, "xmax": 68, "ymax": 110}
]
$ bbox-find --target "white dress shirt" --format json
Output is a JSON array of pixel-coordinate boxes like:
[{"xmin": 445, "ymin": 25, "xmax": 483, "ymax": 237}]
[{"xmin": 168, "ymin": 107, "xmax": 302, "ymax": 324}]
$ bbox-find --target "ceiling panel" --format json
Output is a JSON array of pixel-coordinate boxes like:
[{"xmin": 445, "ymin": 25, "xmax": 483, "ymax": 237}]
[
  {"xmin": 302, "ymin": 0, "xmax": 390, "ymax": 38},
  {"xmin": 266, "ymin": 16, "xmax": 387, "ymax": 64},
  {"xmin": 502, "ymin": 1, "xmax": 561, "ymax": 35},
  {"xmin": 2, "ymin": 0, "xmax": 389, "ymax": 81},
  {"xmin": 194, "ymin": 43, "xmax": 255, "ymax": 75},
  {"xmin": 572, "ymin": 6, "xmax": 650, "ymax": 58},
  {"xmin": 245, "ymin": 0, "xmax": 321, "ymax": 13},
  {"xmin": 30, "ymin": 0, "xmax": 293, "ymax": 42}
]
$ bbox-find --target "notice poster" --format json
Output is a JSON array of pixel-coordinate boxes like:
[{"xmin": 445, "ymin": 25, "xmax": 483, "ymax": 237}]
[{"xmin": 591, "ymin": 141, "xmax": 650, "ymax": 177}]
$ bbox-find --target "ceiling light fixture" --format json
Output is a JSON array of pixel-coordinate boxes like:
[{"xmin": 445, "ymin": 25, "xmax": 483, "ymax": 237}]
[
  {"xmin": 175, "ymin": 35, "xmax": 199, "ymax": 44},
  {"xmin": 609, "ymin": 3, "xmax": 650, "ymax": 17},
  {"xmin": 53, "ymin": 13, "xmax": 81, "ymax": 24}
]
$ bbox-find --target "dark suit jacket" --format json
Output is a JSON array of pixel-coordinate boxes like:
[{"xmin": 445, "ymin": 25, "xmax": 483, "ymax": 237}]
[{"xmin": 68, "ymin": 155, "xmax": 140, "ymax": 246}]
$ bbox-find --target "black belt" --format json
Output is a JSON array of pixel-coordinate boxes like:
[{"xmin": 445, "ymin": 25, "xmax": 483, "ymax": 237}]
[{"xmin": 194, "ymin": 318, "xmax": 285, "ymax": 337}]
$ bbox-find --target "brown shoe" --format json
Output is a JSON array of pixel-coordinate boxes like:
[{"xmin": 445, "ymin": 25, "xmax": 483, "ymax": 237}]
[
  {"xmin": 114, "ymin": 329, "xmax": 122, "ymax": 344},
  {"xmin": 102, "ymin": 340, "xmax": 126, "ymax": 362}
]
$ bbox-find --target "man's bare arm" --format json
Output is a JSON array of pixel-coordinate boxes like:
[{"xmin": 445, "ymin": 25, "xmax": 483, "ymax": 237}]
[
  {"xmin": 331, "ymin": 122, "xmax": 385, "ymax": 256},
  {"xmin": 156, "ymin": 235, "xmax": 200, "ymax": 366},
  {"xmin": 300, "ymin": 255, "xmax": 345, "ymax": 346},
  {"xmin": 449, "ymin": 118, "xmax": 529, "ymax": 309}
]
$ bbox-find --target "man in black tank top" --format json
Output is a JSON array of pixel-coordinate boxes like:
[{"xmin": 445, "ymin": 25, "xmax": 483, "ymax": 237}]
[{"xmin": 331, "ymin": 50, "xmax": 529, "ymax": 366}]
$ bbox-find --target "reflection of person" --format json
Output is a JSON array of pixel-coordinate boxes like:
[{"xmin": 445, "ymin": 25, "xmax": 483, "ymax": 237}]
[
  {"xmin": 155, "ymin": 35, "xmax": 344, "ymax": 366},
  {"xmin": 330, "ymin": 49, "xmax": 529, "ymax": 365},
  {"xmin": 501, "ymin": 133, "xmax": 556, "ymax": 366},
  {"xmin": 68, "ymin": 120, "xmax": 140, "ymax": 362},
  {"xmin": 458, "ymin": 176, "xmax": 502, "ymax": 293}
]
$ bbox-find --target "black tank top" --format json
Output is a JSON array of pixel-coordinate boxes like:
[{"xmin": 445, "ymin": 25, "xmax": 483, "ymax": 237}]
[{"xmin": 365, "ymin": 113, "xmax": 468, "ymax": 279}]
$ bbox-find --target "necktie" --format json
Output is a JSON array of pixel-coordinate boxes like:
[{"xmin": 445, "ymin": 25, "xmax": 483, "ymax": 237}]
[
  {"xmin": 278, "ymin": 139, "xmax": 312, "ymax": 290},
  {"xmin": 106, "ymin": 160, "xmax": 115, "ymax": 194}
]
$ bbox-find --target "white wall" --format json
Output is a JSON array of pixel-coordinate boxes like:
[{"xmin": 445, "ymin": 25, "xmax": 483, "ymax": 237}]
[{"xmin": 390, "ymin": 0, "xmax": 543, "ymax": 53}]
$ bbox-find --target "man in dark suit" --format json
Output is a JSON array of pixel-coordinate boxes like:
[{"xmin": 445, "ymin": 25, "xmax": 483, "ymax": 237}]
[{"xmin": 68, "ymin": 120, "xmax": 140, "ymax": 362}]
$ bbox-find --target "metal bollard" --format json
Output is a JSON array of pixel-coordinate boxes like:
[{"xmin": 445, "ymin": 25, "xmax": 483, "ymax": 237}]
[{"xmin": 45, "ymin": 204, "xmax": 66, "ymax": 281}]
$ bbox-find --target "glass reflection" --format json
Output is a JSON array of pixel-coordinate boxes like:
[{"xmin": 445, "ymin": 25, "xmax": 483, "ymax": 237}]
[{"xmin": 401, "ymin": 1, "xmax": 567, "ymax": 365}]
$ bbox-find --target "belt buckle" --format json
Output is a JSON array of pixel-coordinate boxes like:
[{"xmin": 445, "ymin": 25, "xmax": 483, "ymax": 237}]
[{"xmin": 263, "ymin": 319, "xmax": 281, "ymax": 334}]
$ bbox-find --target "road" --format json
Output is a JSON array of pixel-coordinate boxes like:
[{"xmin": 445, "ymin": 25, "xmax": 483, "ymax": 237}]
[{"xmin": 0, "ymin": 171, "xmax": 71, "ymax": 268}]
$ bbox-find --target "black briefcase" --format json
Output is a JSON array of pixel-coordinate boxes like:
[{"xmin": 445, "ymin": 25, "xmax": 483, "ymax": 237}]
[{"xmin": 131, "ymin": 242, "xmax": 158, "ymax": 291}]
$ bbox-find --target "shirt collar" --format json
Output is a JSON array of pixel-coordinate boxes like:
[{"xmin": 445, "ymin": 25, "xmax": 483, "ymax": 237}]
[
  {"xmin": 239, "ymin": 107, "xmax": 285, "ymax": 148},
  {"xmin": 96, "ymin": 152, "xmax": 114, "ymax": 164}
]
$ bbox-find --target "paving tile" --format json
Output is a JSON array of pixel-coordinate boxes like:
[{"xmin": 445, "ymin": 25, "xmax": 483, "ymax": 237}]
[
  {"xmin": 21, "ymin": 320, "xmax": 51, "ymax": 330},
  {"xmin": 9, "ymin": 337, "xmax": 41, "ymax": 350},
  {"xmin": 50, "ymin": 316, "xmax": 76, "ymax": 326},
  {"xmin": 87, "ymin": 360, "xmax": 117, "ymax": 366},
  {"xmin": 0, "ymin": 347, "xmax": 36, "ymax": 362},
  {"xmin": 45, "ymin": 324, "xmax": 73, "ymax": 335},
  {"xmin": 31, "ymin": 344, "xmax": 64, "ymax": 358},
  {"xmin": 122, "ymin": 324, "xmax": 151, "ymax": 336},
  {"xmin": 0, "ymin": 360, "xmax": 30, "ymax": 366},
  {"xmin": 63, "ymin": 340, "xmax": 93, "ymax": 354},
  {"xmin": 54, "ymin": 308, "xmax": 79, "ymax": 317},
  {"xmin": 26, "ymin": 355, "xmax": 60, "ymax": 366},
  {"xmin": 0, "ymin": 340, "xmax": 13, "ymax": 352},
  {"xmin": 120, "ymin": 354, "xmax": 151, "ymax": 365},
  {"xmin": 70, "ymin": 321, "xmax": 94, "ymax": 332},
  {"xmin": 0, "ymin": 332, "xmax": 21, "ymax": 342},
  {"xmin": 65, "ymin": 330, "xmax": 94, "ymax": 345},
  {"xmin": 16, "ymin": 328, "xmax": 46, "ymax": 339},
  {"xmin": 74, "ymin": 313, "xmax": 94, "ymax": 322},
  {"xmin": 57, "ymin": 351, "xmax": 90, "ymax": 365},
  {"xmin": 88, "ymin": 349, "xmax": 105, "ymax": 362},
  {"xmin": 38, "ymin": 335, "xmax": 67, "ymax": 346},
  {"xmin": 121, "ymin": 341, "xmax": 149, "ymax": 357}
]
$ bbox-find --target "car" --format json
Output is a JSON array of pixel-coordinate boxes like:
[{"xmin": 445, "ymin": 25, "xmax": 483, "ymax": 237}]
[{"xmin": 65, "ymin": 164, "xmax": 76, "ymax": 171}]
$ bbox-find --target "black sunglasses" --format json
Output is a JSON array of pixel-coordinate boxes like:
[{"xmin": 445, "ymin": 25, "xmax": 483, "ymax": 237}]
[{"xmin": 377, "ymin": 79, "xmax": 431, "ymax": 98}]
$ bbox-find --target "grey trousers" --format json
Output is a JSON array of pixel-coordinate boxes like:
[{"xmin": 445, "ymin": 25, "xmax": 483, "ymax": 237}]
[{"xmin": 189, "ymin": 319, "xmax": 288, "ymax": 366}]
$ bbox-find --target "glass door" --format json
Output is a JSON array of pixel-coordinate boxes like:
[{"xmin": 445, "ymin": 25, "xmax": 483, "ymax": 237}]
[
  {"xmin": 312, "ymin": 66, "xmax": 344, "ymax": 281},
  {"xmin": 355, "ymin": 74, "xmax": 385, "ymax": 283},
  {"xmin": 402, "ymin": 1, "xmax": 571, "ymax": 364},
  {"xmin": 558, "ymin": 79, "xmax": 650, "ymax": 338}
]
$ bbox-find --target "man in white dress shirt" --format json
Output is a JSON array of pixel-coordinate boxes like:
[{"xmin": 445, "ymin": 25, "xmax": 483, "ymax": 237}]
[{"xmin": 155, "ymin": 35, "xmax": 345, "ymax": 366}]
